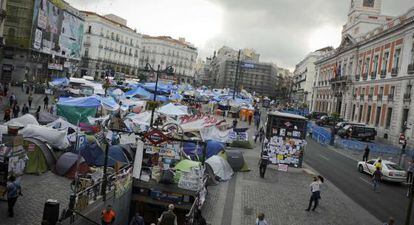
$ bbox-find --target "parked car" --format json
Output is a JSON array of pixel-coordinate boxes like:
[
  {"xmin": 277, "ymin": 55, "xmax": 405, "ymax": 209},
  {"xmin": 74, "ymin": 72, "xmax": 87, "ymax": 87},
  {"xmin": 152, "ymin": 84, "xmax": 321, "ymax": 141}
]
[
  {"xmin": 358, "ymin": 159, "xmax": 406, "ymax": 183},
  {"xmin": 306, "ymin": 112, "xmax": 328, "ymax": 120},
  {"xmin": 334, "ymin": 122, "xmax": 365, "ymax": 133},
  {"xmin": 337, "ymin": 124, "xmax": 377, "ymax": 141},
  {"xmin": 315, "ymin": 116, "xmax": 343, "ymax": 127}
]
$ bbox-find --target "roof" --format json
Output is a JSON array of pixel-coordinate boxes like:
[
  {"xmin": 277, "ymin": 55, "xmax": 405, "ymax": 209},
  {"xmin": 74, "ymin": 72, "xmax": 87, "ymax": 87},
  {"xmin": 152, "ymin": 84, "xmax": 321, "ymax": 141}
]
[
  {"xmin": 142, "ymin": 35, "xmax": 197, "ymax": 50},
  {"xmin": 81, "ymin": 11, "xmax": 135, "ymax": 32},
  {"xmin": 268, "ymin": 111, "xmax": 308, "ymax": 120}
]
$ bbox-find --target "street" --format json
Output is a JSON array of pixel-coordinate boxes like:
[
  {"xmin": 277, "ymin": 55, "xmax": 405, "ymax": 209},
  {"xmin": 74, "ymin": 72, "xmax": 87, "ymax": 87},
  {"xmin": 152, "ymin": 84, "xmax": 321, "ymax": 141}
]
[{"xmin": 304, "ymin": 139, "xmax": 411, "ymax": 223}]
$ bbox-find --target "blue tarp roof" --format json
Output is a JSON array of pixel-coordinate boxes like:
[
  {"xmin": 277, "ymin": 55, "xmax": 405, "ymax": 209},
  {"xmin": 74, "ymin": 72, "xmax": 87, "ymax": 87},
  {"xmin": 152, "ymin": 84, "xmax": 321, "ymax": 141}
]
[
  {"xmin": 78, "ymin": 142, "xmax": 129, "ymax": 167},
  {"xmin": 170, "ymin": 93, "xmax": 183, "ymax": 101},
  {"xmin": 125, "ymin": 87, "xmax": 152, "ymax": 98},
  {"xmin": 57, "ymin": 96, "xmax": 119, "ymax": 110},
  {"xmin": 50, "ymin": 77, "xmax": 69, "ymax": 87},
  {"xmin": 143, "ymin": 82, "xmax": 172, "ymax": 94},
  {"xmin": 183, "ymin": 140, "xmax": 225, "ymax": 159}
]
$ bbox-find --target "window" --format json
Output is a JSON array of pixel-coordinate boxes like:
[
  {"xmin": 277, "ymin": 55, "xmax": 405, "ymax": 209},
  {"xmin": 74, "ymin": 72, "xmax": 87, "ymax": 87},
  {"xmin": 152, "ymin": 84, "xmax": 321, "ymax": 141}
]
[
  {"xmin": 349, "ymin": 61, "xmax": 353, "ymax": 75},
  {"xmin": 362, "ymin": 88, "xmax": 365, "ymax": 95},
  {"xmin": 411, "ymin": 41, "xmax": 414, "ymax": 65},
  {"xmin": 364, "ymin": 58, "xmax": 370, "ymax": 74},
  {"xmin": 358, "ymin": 105, "xmax": 363, "ymax": 123},
  {"xmin": 390, "ymin": 86, "xmax": 395, "ymax": 96},
  {"xmin": 352, "ymin": 104, "xmax": 356, "ymax": 121},
  {"xmin": 366, "ymin": 106, "xmax": 371, "ymax": 124},
  {"xmin": 87, "ymin": 26, "xmax": 92, "ymax": 34},
  {"xmin": 373, "ymin": 55, "xmax": 379, "ymax": 74},
  {"xmin": 382, "ymin": 52, "xmax": 389, "ymax": 72},
  {"xmin": 386, "ymin": 107, "xmax": 393, "ymax": 129},
  {"xmin": 375, "ymin": 106, "xmax": 381, "ymax": 126},
  {"xmin": 343, "ymin": 63, "xmax": 347, "ymax": 75},
  {"xmin": 379, "ymin": 86, "xmax": 384, "ymax": 96},
  {"xmin": 358, "ymin": 59, "xmax": 363, "ymax": 75},
  {"xmin": 370, "ymin": 87, "xmax": 374, "ymax": 96},
  {"xmin": 393, "ymin": 49, "xmax": 401, "ymax": 69}
]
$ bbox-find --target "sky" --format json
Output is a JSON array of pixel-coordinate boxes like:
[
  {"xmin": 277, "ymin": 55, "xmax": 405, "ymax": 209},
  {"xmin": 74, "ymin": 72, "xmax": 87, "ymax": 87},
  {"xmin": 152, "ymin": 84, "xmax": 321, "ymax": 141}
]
[{"xmin": 67, "ymin": 0, "xmax": 413, "ymax": 70}]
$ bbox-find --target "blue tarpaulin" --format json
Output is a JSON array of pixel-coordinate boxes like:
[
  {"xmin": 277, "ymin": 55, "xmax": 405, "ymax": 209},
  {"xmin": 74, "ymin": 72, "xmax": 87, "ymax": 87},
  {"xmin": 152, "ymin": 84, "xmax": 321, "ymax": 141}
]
[
  {"xmin": 143, "ymin": 82, "xmax": 172, "ymax": 94},
  {"xmin": 50, "ymin": 77, "xmax": 69, "ymax": 87},
  {"xmin": 57, "ymin": 96, "xmax": 119, "ymax": 111},
  {"xmin": 183, "ymin": 140, "xmax": 225, "ymax": 159},
  {"xmin": 125, "ymin": 87, "xmax": 152, "ymax": 98},
  {"xmin": 78, "ymin": 142, "xmax": 129, "ymax": 167}
]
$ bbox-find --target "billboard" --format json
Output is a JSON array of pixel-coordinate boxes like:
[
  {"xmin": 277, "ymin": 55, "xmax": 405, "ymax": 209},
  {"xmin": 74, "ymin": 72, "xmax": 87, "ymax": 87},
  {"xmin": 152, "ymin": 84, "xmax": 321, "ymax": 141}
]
[{"xmin": 32, "ymin": 0, "xmax": 84, "ymax": 60}]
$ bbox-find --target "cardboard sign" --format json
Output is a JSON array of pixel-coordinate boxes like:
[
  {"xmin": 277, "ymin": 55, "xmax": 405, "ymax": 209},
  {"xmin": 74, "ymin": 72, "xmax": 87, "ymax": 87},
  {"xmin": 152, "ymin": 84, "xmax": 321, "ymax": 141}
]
[{"xmin": 278, "ymin": 164, "xmax": 288, "ymax": 172}]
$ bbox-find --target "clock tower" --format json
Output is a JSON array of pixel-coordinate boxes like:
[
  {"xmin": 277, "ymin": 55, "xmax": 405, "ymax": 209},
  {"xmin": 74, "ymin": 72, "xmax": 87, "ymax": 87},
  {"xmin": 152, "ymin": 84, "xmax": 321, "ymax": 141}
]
[{"xmin": 342, "ymin": 0, "xmax": 391, "ymax": 38}]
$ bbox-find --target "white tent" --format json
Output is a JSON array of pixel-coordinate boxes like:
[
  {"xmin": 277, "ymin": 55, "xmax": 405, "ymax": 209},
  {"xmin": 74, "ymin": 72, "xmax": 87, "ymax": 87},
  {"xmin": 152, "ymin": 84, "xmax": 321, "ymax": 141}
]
[
  {"xmin": 46, "ymin": 118, "xmax": 78, "ymax": 131},
  {"xmin": 158, "ymin": 103, "xmax": 188, "ymax": 116},
  {"xmin": 200, "ymin": 126, "xmax": 231, "ymax": 143},
  {"xmin": 206, "ymin": 155, "xmax": 234, "ymax": 181}
]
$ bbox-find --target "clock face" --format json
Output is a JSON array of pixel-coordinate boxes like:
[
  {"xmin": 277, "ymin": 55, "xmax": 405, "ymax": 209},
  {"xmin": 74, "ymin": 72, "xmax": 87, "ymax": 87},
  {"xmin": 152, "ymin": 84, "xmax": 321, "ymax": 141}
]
[{"xmin": 363, "ymin": 0, "xmax": 375, "ymax": 7}]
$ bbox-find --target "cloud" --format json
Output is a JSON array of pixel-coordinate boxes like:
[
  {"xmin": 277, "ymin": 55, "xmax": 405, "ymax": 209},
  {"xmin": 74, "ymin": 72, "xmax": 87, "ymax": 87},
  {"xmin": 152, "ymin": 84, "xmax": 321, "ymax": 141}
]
[{"xmin": 66, "ymin": 0, "xmax": 413, "ymax": 69}]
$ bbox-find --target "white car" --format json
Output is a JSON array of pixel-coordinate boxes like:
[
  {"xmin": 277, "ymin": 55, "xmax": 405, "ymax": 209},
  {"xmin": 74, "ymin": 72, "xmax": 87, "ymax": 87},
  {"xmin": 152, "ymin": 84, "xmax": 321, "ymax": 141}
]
[{"xmin": 357, "ymin": 159, "xmax": 406, "ymax": 183}]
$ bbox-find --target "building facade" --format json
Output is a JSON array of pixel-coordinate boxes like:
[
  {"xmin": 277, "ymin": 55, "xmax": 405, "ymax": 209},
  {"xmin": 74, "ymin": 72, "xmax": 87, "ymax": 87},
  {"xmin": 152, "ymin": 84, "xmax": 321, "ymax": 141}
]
[
  {"xmin": 80, "ymin": 11, "xmax": 142, "ymax": 80},
  {"xmin": 2, "ymin": 0, "xmax": 84, "ymax": 83},
  {"xmin": 313, "ymin": 0, "xmax": 414, "ymax": 144},
  {"xmin": 139, "ymin": 36, "xmax": 197, "ymax": 84},
  {"xmin": 0, "ymin": 0, "xmax": 7, "ymax": 48},
  {"xmin": 293, "ymin": 47, "xmax": 333, "ymax": 108}
]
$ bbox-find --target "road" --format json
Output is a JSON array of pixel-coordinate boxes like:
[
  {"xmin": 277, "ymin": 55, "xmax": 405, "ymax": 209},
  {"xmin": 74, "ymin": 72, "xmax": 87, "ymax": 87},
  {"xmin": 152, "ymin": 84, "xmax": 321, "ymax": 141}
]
[{"xmin": 304, "ymin": 139, "xmax": 411, "ymax": 223}]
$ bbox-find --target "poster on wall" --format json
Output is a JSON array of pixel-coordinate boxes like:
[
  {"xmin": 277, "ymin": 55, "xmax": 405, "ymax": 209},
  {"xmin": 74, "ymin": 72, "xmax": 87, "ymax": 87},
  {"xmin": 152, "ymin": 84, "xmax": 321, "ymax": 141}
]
[{"xmin": 32, "ymin": 0, "xmax": 84, "ymax": 60}]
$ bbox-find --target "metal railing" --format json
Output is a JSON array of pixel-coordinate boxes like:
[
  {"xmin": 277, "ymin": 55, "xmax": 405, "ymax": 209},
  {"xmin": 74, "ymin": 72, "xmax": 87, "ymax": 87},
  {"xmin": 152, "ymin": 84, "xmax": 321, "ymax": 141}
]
[
  {"xmin": 391, "ymin": 67, "xmax": 399, "ymax": 76},
  {"xmin": 377, "ymin": 94, "xmax": 383, "ymax": 101},
  {"xmin": 388, "ymin": 94, "xmax": 394, "ymax": 101}
]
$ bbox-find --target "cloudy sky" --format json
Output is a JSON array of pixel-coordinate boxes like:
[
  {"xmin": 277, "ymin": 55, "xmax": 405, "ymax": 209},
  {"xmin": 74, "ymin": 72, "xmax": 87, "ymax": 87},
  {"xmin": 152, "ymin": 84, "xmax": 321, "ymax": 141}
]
[{"xmin": 67, "ymin": 0, "xmax": 413, "ymax": 70}]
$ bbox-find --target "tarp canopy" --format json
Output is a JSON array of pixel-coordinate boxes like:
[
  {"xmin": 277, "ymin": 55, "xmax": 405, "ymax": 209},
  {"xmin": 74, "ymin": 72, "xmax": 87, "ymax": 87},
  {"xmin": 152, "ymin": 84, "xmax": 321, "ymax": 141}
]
[
  {"xmin": 50, "ymin": 77, "xmax": 69, "ymax": 87},
  {"xmin": 169, "ymin": 93, "xmax": 183, "ymax": 101},
  {"xmin": 47, "ymin": 118, "xmax": 78, "ymax": 131},
  {"xmin": 183, "ymin": 140, "xmax": 225, "ymax": 159},
  {"xmin": 125, "ymin": 87, "xmax": 151, "ymax": 98},
  {"xmin": 19, "ymin": 124, "xmax": 70, "ymax": 150},
  {"xmin": 5, "ymin": 114, "xmax": 39, "ymax": 127},
  {"xmin": 58, "ymin": 96, "xmax": 101, "ymax": 108},
  {"xmin": 205, "ymin": 155, "xmax": 234, "ymax": 181},
  {"xmin": 158, "ymin": 103, "xmax": 188, "ymax": 116},
  {"xmin": 57, "ymin": 105, "xmax": 97, "ymax": 125},
  {"xmin": 200, "ymin": 126, "xmax": 231, "ymax": 143},
  {"xmin": 143, "ymin": 82, "xmax": 172, "ymax": 94}
]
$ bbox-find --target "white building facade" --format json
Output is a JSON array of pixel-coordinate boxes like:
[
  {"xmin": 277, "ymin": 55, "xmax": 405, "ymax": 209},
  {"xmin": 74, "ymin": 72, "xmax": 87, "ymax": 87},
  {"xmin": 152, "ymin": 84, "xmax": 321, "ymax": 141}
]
[
  {"xmin": 80, "ymin": 11, "xmax": 142, "ymax": 79},
  {"xmin": 139, "ymin": 36, "xmax": 197, "ymax": 83},
  {"xmin": 313, "ymin": 0, "xmax": 414, "ymax": 145},
  {"xmin": 293, "ymin": 48, "xmax": 333, "ymax": 109}
]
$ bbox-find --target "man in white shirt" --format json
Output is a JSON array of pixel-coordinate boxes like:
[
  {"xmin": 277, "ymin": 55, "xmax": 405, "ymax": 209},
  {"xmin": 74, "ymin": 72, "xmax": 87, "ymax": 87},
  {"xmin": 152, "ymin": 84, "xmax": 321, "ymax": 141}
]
[{"xmin": 306, "ymin": 176, "xmax": 321, "ymax": 211}]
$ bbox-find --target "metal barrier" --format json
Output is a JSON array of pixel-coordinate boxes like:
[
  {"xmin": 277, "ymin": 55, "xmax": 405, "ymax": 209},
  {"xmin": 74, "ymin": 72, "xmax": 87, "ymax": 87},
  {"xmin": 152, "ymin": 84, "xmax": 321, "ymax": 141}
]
[
  {"xmin": 336, "ymin": 138, "xmax": 414, "ymax": 156},
  {"xmin": 308, "ymin": 123, "xmax": 331, "ymax": 146}
]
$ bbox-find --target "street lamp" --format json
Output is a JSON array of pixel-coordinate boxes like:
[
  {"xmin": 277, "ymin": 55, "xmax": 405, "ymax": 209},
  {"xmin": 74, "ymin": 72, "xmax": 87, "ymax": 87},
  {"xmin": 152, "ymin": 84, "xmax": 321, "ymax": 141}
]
[{"xmin": 144, "ymin": 63, "xmax": 174, "ymax": 127}]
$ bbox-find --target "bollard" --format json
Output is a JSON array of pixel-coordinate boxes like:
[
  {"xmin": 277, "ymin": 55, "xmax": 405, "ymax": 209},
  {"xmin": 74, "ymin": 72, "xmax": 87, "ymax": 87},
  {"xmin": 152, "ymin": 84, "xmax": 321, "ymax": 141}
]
[{"xmin": 42, "ymin": 199, "xmax": 60, "ymax": 225}]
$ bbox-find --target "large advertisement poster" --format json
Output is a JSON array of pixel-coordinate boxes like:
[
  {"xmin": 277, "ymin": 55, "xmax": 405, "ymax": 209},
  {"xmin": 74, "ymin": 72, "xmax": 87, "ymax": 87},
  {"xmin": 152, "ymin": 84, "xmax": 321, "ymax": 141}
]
[{"xmin": 32, "ymin": 0, "xmax": 84, "ymax": 60}]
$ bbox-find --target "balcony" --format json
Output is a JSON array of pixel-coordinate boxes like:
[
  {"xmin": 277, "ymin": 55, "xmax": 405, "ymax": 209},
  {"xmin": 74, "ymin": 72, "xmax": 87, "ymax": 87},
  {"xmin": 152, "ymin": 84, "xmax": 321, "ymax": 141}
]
[
  {"xmin": 368, "ymin": 94, "xmax": 373, "ymax": 101},
  {"xmin": 360, "ymin": 95, "xmax": 365, "ymax": 100},
  {"xmin": 404, "ymin": 93, "xmax": 411, "ymax": 102},
  {"xmin": 380, "ymin": 69, "xmax": 386, "ymax": 78},
  {"xmin": 408, "ymin": 64, "xmax": 414, "ymax": 74},
  {"xmin": 377, "ymin": 94, "xmax": 383, "ymax": 101},
  {"xmin": 391, "ymin": 67, "xmax": 399, "ymax": 76},
  {"xmin": 355, "ymin": 74, "xmax": 360, "ymax": 81},
  {"xmin": 388, "ymin": 94, "xmax": 394, "ymax": 102}
]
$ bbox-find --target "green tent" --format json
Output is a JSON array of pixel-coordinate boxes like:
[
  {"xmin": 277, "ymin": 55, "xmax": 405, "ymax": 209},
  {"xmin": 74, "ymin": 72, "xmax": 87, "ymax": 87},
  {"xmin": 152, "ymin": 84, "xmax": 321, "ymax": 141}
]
[
  {"xmin": 24, "ymin": 138, "xmax": 55, "ymax": 174},
  {"xmin": 57, "ymin": 105, "xmax": 97, "ymax": 124}
]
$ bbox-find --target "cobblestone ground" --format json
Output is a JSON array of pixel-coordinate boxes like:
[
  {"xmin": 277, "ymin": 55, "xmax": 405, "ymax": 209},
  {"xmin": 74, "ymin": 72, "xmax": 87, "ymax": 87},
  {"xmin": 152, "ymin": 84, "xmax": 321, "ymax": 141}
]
[
  {"xmin": 202, "ymin": 117, "xmax": 381, "ymax": 225},
  {"xmin": 0, "ymin": 172, "xmax": 72, "ymax": 225}
]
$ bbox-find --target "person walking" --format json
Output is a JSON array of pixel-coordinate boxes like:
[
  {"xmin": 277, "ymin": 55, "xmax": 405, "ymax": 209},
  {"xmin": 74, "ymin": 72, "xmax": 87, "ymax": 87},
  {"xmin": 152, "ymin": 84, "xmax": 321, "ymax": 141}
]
[
  {"xmin": 28, "ymin": 94, "xmax": 33, "ymax": 109},
  {"xmin": 254, "ymin": 129, "xmax": 260, "ymax": 143},
  {"xmin": 306, "ymin": 176, "xmax": 321, "ymax": 211},
  {"xmin": 22, "ymin": 103, "xmax": 29, "ymax": 115},
  {"xmin": 258, "ymin": 152, "xmax": 269, "ymax": 178},
  {"xmin": 372, "ymin": 167, "xmax": 382, "ymax": 192},
  {"xmin": 129, "ymin": 212, "xmax": 145, "ymax": 225},
  {"xmin": 232, "ymin": 119, "xmax": 238, "ymax": 131},
  {"xmin": 254, "ymin": 111, "xmax": 261, "ymax": 130},
  {"xmin": 43, "ymin": 95, "xmax": 49, "ymax": 109},
  {"xmin": 6, "ymin": 175, "xmax": 22, "ymax": 217},
  {"xmin": 363, "ymin": 145, "xmax": 370, "ymax": 162},
  {"xmin": 9, "ymin": 93, "xmax": 15, "ymax": 107},
  {"xmin": 12, "ymin": 104, "xmax": 20, "ymax": 118},
  {"xmin": 374, "ymin": 159, "xmax": 383, "ymax": 170},
  {"xmin": 158, "ymin": 204, "xmax": 178, "ymax": 225},
  {"xmin": 4, "ymin": 107, "xmax": 11, "ymax": 122},
  {"xmin": 36, "ymin": 106, "xmax": 41, "ymax": 121},
  {"xmin": 407, "ymin": 159, "xmax": 414, "ymax": 184},
  {"xmin": 101, "ymin": 205, "xmax": 116, "ymax": 225},
  {"xmin": 255, "ymin": 212, "xmax": 269, "ymax": 225}
]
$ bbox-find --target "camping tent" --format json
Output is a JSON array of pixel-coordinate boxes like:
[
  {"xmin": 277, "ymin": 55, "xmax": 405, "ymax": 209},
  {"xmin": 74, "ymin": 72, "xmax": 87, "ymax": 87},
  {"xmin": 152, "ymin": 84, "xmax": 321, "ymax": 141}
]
[
  {"xmin": 57, "ymin": 96, "xmax": 119, "ymax": 124},
  {"xmin": 158, "ymin": 103, "xmax": 188, "ymax": 116},
  {"xmin": 125, "ymin": 87, "xmax": 152, "ymax": 98},
  {"xmin": 24, "ymin": 138, "xmax": 56, "ymax": 174},
  {"xmin": 38, "ymin": 111, "xmax": 59, "ymax": 124},
  {"xmin": 205, "ymin": 155, "xmax": 234, "ymax": 181},
  {"xmin": 55, "ymin": 152, "xmax": 90, "ymax": 179},
  {"xmin": 79, "ymin": 142, "xmax": 129, "ymax": 167},
  {"xmin": 183, "ymin": 140, "xmax": 225, "ymax": 160},
  {"xmin": 200, "ymin": 126, "xmax": 231, "ymax": 143}
]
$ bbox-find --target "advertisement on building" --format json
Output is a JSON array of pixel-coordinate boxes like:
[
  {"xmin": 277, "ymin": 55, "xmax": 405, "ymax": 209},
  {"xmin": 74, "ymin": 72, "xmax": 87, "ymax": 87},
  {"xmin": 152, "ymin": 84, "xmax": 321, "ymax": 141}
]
[{"xmin": 32, "ymin": 0, "xmax": 84, "ymax": 60}]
